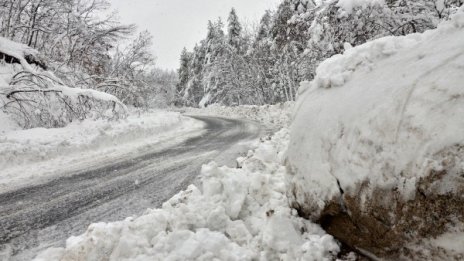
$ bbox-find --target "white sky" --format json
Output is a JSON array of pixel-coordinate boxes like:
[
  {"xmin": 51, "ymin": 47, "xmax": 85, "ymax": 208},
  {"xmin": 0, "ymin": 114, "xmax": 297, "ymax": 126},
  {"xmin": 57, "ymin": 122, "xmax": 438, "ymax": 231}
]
[{"xmin": 109, "ymin": 0, "xmax": 281, "ymax": 70}]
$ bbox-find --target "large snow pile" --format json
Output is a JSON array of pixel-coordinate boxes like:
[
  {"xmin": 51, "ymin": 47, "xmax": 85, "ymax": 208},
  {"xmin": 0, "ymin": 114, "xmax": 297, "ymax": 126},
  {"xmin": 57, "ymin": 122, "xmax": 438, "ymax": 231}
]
[
  {"xmin": 0, "ymin": 110, "xmax": 202, "ymax": 190},
  {"xmin": 35, "ymin": 129, "xmax": 340, "ymax": 261},
  {"xmin": 184, "ymin": 102, "xmax": 293, "ymax": 129},
  {"xmin": 287, "ymin": 8, "xmax": 464, "ymax": 259}
]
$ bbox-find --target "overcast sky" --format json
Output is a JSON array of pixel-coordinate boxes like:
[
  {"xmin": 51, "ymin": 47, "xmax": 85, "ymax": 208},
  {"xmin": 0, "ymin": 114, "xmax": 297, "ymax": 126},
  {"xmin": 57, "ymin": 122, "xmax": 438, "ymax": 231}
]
[{"xmin": 109, "ymin": 0, "xmax": 281, "ymax": 70}]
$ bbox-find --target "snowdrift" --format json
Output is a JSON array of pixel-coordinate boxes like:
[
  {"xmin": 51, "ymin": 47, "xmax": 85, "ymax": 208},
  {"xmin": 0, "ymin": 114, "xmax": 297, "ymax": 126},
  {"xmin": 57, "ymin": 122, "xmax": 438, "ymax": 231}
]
[
  {"xmin": 287, "ymin": 9, "xmax": 464, "ymax": 259},
  {"xmin": 185, "ymin": 102, "xmax": 293, "ymax": 130},
  {"xmin": 0, "ymin": 110, "xmax": 202, "ymax": 191},
  {"xmin": 34, "ymin": 129, "xmax": 340, "ymax": 261}
]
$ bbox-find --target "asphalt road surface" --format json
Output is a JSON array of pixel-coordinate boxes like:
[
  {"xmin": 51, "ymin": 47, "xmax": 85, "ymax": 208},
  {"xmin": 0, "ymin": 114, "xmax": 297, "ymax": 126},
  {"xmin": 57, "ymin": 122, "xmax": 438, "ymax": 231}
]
[{"xmin": 0, "ymin": 116, "xmax": 262, "ymax": 260}]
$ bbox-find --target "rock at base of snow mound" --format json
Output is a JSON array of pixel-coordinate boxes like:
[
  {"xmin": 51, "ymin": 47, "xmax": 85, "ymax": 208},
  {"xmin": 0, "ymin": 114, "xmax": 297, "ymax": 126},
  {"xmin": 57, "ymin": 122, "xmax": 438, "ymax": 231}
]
[{"xmin": 286, "ymin": 10, "xmax": 464, "ymax": 260}]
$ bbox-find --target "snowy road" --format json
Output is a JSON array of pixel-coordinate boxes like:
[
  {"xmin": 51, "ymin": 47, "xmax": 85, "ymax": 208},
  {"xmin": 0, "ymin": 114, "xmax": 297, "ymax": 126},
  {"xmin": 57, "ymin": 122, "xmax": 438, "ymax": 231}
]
[{"xmin": 0, "ymin": 116, "xmax": 262, "ymax": 260}]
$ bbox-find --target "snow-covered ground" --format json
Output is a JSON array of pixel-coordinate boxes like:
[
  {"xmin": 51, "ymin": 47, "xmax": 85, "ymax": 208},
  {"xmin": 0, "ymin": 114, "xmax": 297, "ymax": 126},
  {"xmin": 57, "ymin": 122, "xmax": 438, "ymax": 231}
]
[
  {"xmin": 34, "ymin": 128, "xmax": 340, "ymax": 261},
  {"xmin": 0, "ymin": 110, "xmax": 204, "ymax": 191}
]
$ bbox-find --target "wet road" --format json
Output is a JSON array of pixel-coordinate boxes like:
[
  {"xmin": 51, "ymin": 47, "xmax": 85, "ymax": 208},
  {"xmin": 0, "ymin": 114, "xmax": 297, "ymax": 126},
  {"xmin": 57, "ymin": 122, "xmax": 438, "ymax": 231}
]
[{"xmin": 0, "ymin": 116, "xmax": 261, "ymax": 260}]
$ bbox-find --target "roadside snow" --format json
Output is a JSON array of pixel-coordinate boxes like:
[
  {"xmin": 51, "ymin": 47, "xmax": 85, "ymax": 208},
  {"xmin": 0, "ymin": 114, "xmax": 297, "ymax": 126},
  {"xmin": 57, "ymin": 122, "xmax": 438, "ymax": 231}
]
[
  {"xmin": 0, "ymin": 111, "xmax": 19, "ymax": 134},
  {"xmin": 34, "ymin": 129, "xmax": 340, "ymax": 261},
  {"xmin": 184, "ymin": 102, "xmax": 293, "ymax": 130},
  {"xmin": 288, "ymin": 8, "xmax": 464, "ymax": 214},
  {"xmin": 0, "ymin": 110, "xmax": 204, "ymax": 191}
]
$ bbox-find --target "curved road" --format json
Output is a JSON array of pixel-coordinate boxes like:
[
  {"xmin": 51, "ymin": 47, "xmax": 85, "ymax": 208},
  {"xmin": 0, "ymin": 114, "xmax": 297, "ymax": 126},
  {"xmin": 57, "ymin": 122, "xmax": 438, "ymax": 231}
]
[{"xmin": 0, "ymin": 116, "xmax": 262, "ymax": 260}]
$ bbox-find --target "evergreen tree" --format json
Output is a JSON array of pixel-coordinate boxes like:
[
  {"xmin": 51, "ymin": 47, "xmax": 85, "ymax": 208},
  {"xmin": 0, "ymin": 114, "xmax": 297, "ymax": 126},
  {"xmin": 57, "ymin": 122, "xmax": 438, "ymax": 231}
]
[
  {"xmin": 271, "ymin": 1, "xmax": 294, "ymax": 49},
  {"xmin": 205, "ymin": 19, "xmax": 225, "ymax": 64},
  {"xmin": 256, "ymin": 10, "xmax": 272, "ymax": 42},
  {"xmin": 186, "ymin": 43, "xmax": 206, "ymax": 106},
  {"xmin": 176, "ymin": 47, "xmax": 191, "ymax": 105},
  {"xmin": 175, "ymin": 0, "xmax": 463, "ymax": 107},
  {"xmin": 227, "ymin": 8, "xmax": 243, "ymax": 50},
  {"xmin": 251, "ymin": 10, "xmax": 276, "ymax": 103}
]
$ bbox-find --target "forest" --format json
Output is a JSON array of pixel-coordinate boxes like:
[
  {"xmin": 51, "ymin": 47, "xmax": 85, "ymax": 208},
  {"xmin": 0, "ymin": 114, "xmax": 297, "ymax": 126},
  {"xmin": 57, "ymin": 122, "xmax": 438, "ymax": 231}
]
[{"xmin": 175, "ymin": 0, "xmax": 463, "ymax": 107}]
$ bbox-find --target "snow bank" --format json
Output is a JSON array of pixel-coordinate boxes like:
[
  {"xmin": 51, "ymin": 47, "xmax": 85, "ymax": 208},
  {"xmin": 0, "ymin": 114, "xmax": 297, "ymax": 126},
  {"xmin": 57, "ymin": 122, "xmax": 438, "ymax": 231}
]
[
  {"xmin": 0, "ymin": 110, "xmax": 202, "ymax": 189},
  {"xmin": 35, "ymin": 129, "xmax": 340, "ymax": 261},
  {"xmin": 184, "ymin": 102, "xmax": 293, "ymax": 129},
  {"xmin": 287, "ymin": 8, "xmax": 464, "ymax": 258},
  {"xmin": 289, "ymin": 9, "xmax": 464, "ymax": 210},
  {"xmin": 0, "ymin": 110, "xmax": 19, "ymax": 134}
]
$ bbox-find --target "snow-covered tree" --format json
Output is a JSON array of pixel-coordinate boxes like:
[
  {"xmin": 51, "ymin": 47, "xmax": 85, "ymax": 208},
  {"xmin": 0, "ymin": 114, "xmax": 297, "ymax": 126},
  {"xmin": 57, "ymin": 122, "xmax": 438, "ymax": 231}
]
[
  {"xmin": 0, "ymin": 36, "xmax": 127, "ymax": 128},
  {"xmin": 0, "ymin": 0, "xmax": 134, "ymax": 76},
  {"xmin": 175, "ymin": 0, "xmax": 463, "ymax": 107},
  {"xmin": 271, "ymin": 1, "xmax": 294, "ymax": 49},
  {"xmin": 256, "ymin": 10, "xmax": 273, "ymax": 42},
  {"xmin": 184, "ymin": 43, "xmax": 206, "ymax": 106},
  {"xmin": 100, "ymin": 31, "xmax": 156, "ymax": 107},
  {"xmin": 227, "ymin": 8, "xmax": 243, "ymax": 51},
  {"xmin": 145, "ymin": 68, "xmax": 178, "ymax": 108},
  {"xmin": 0, "ymin": 0, "xmax": 175, "ymax": 129},
  {"xmin": 176, "ymin": 47, "xmax": 191, "ymax": 105}
]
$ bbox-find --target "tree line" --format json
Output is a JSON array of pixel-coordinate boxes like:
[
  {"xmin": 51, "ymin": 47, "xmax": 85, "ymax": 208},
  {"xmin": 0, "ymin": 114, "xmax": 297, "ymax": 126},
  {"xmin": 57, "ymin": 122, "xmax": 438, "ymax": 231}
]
[{"xmin": 175, "ymin": 0, "xmax": 463, "ymax": 107}]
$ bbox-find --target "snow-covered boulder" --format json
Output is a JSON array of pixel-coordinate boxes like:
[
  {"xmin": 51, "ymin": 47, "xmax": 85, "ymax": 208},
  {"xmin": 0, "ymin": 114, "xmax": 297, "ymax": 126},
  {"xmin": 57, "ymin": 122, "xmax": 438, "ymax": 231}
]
[{"xmin": 286, "ymin": 9, "xmax": 464, "ymax": 259}]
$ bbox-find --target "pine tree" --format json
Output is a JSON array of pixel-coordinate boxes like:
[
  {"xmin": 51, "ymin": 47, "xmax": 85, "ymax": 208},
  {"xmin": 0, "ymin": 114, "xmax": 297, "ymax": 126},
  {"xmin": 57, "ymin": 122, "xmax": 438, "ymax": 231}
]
[
  {"xmin": 290, "ymin": 0, "xmax": 313, "ymax": 14},
  {"xmin": 205, "ymin": 19, "xmax": 225, "ymax": 64},
  {"xmin": 176, "ymin": 47, "xmax": 191, "ymax": 104},
  {"xmin": 174, "ymin": 0, "xmax": 463, "ymax": 107},
  {"xmin": 257, "ymin": 10, "xmax": 272, "ymax": 42},
  {"xmin": 271, "ymin": 1, "xmax": 294, "ymax": 49},
  {"xmin": 227, "ymin": 8, "xmax": 242, "ymax": 50},
  {"xmin": 186, "ymin": 43, "xmax": 206, "ymax": 106}
]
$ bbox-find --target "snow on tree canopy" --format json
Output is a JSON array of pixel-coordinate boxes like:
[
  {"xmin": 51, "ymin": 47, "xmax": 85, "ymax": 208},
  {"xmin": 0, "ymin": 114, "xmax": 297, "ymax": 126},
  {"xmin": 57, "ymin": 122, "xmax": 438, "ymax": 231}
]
[
  {"xmin": 0, "ymin": 36, "xmax": 126, "ymax": 128},
  {"xmin": 336, "ymin": 0, "xmax": 385, "ymax": 15},
  {"xmin": 0, "ymin": 36, "xmax": 42, "ymax": 72},
  {"xmin": 0, "ymin": 36, "xmax": 125, "ymax": 107},
  {"xmin": 0, "ymin": 36, "xmax": 38, "ymax": 59},
  {"xmin": 228, "ymin": 8, "xmax": 242, "ymax": 49}
]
